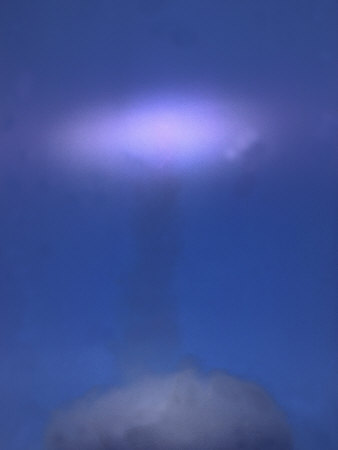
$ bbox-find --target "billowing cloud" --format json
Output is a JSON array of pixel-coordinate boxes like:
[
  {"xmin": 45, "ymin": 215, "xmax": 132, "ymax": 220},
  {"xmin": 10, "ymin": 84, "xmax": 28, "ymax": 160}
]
[{"xmin": 45, "ymin": 369, "xmax": 292, "ymax": 450}]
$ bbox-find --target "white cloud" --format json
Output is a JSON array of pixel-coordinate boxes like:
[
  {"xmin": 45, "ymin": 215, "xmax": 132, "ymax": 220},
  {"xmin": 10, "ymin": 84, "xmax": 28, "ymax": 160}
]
[{"xmin": 45, "ymin": 369, "xmax": 292, "ymax": 449}]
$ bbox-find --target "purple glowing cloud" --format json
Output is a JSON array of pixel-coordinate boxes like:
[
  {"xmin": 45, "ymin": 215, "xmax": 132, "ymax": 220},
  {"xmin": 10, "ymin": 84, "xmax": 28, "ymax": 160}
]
[{"xmin": 47, "ymin": 91, "xmax": 262, "ymax": 175}]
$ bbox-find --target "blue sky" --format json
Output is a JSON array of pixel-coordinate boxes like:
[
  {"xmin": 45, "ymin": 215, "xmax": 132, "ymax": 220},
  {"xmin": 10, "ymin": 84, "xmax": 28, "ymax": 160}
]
[{"xmin": 0, "ymin": 1, "xmax": 337, "ymax": 449}]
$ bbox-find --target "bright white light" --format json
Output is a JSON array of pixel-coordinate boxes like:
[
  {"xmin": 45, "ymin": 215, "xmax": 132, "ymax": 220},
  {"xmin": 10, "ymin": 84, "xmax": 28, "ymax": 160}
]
[
  {"xmin": 112, "ymin": 101, "xmax": 224, "ymax": 160},
  {"xmin": 48, "ymin": 92, "xmax": 260, "ymax": 175}
]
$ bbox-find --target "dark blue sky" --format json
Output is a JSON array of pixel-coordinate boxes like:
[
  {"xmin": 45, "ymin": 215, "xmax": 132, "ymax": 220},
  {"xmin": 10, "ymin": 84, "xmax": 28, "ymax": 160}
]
[{"xmin": 0, "ymin": 1, "xmax": 337, "ymax": 449}]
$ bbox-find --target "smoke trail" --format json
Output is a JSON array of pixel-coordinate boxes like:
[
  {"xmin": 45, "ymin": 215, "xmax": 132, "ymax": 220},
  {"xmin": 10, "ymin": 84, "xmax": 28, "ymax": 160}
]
[{"xmin": 118, "ymin": 170, "xmax": 181, "ymax": 377}]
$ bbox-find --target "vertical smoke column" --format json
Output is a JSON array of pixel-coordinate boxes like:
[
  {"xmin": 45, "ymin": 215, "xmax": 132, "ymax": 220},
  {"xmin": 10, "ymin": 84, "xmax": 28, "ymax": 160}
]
[
  {"xmin": 45, "ymin": 94, "xmax": 261, "ymax": 378},
  {"xmin": 119, "ymin": 167, "xmax": 181, "ymax": 378}
]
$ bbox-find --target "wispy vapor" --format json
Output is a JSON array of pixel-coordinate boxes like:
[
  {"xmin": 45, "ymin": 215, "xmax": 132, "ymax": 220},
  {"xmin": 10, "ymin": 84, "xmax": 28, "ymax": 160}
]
[{"xmin": 118, "ymin": 172, "xmax": 182, "ymax": 377}]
